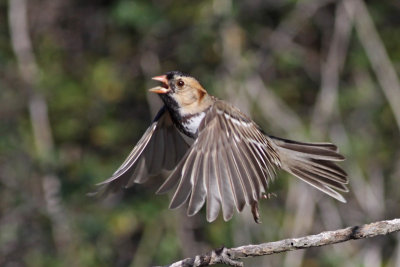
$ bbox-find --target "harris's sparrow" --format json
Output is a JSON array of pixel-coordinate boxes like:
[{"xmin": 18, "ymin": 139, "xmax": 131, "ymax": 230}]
[{"xmin": 98, "ymin": 71, "xmax": 348, "ymax": 223}]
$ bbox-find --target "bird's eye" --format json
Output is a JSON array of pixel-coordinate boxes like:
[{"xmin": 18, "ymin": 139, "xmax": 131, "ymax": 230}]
[{"xmin": 177, "ymin": 80, "xmax": 184, "ymax": 87}]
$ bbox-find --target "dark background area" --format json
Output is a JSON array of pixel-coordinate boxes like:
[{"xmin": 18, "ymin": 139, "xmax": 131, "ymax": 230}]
[{"xmin": 1, "ymin": 0, "xmax": 400, "ymax": 266}]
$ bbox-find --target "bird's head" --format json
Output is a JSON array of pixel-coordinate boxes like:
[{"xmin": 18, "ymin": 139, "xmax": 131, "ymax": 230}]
[{"xmin": 149, "ymin": 71, "xmax": 211, "ymax": 115}]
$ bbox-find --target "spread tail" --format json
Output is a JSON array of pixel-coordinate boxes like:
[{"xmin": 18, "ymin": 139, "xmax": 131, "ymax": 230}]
[{"xmin": 272, "ymin": 136, "xmax": 348, "ymax": 202}]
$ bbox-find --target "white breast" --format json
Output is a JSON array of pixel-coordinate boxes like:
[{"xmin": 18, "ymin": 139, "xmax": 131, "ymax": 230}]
[{"xmin": 182, "ymin": 112, "xmax": 206, "ymax": 135}]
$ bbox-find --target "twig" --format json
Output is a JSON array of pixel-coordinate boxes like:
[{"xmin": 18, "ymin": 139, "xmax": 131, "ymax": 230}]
[
  {"xmin": 312, "ymin": 0, "xmax": 354, "ymax": 131},
  {"xmin": 8, "ymin": 0, "xmax": 72, "ymax": 255},
  {"xmin": 268, "ymin": 0, "xmax": 335, "ymax": 52},
  {"xmin": 161, "ymin": 218, "xmax": 400, "ymax": 267},
  {"xmin": 347, "ymin": 0, "xmax": 400, "ymax": 131},
  {"xmin": 244, "ymin": 75, "xmax": 304, "ymax": 134}
]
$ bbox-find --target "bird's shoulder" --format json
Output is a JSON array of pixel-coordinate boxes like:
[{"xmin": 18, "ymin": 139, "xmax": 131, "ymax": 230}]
[
  {"xmin": 205, "ymin": 98, "xmax": 254, "ymax": 124},
  {"xmin": 197, "ymin": 97, "xmax": 264, "ymax": 138}
]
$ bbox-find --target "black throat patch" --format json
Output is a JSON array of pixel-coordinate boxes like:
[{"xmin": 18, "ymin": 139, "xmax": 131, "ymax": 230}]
[{"xmin": 158, "ymin": 94, "xmax": 193, "ymax": 137}]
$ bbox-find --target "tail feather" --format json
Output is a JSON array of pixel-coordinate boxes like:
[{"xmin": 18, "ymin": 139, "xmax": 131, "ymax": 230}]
[
  {"xmin": 291, "ymin": 165, "xmax": 348, "ymax": 192},
  {"xmin": 276, "ymin": 141, "xmax": 344, "ymax": 161},
  {"xmin": 272, "ymin": 137, "xmax": 348, "ymax": 202},
  {"xmin": 271, "ymin": 136, "xmax": 339, "ymax": 151},
  {"xmin": 309, "ymin": 159, "xmax": 347, "ymax": 179},
  {"xmin": 290, "ymin": 168, "xmax": 347, "ymax": 203}
]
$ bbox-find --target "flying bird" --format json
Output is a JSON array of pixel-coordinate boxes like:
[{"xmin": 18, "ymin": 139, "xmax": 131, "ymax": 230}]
[{"xmin": 98, "ymin": 71, "xmax": 348, "ymax": 223}]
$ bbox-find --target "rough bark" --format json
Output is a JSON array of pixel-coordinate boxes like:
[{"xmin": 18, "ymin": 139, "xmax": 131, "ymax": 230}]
[{"xmin": 160, "ymin": 218, "xmax": 400, "ymax": 267}]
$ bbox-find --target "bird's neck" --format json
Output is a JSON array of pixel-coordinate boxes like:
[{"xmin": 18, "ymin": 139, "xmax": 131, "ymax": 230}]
[{"xmin": 162, "ymin": 94, "xmax": 213, "ymax": 138}]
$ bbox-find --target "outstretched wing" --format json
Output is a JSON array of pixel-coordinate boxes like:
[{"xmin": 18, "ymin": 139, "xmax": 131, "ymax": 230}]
[
  {"xmin": 98, "ymin": 106, "xmax": 190, "ymax": 194},
  {"xmin": 157, "ymin": 100, "xmax": 280, "ymax": 222}
]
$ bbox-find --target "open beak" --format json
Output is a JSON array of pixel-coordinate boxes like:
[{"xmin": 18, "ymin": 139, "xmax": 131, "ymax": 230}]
[{"xmin": 149, "ymin": 75, "xmax": 171, "ymax": 94}]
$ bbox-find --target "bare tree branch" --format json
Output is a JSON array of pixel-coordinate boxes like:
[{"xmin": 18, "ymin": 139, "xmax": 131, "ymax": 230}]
[
  {"xmin": 269, "ymin": 0, "xmax": 335, "ymax": 53},
  {"xmin": 347, "ymin": 0, "xmax": 400, "ymax": 131},
  {"xmin": 160, "ymin": 218, "xmax": 400, "ymax": 267},
  {"xmin": 8, "ymin": 0, "xmax": 73, "ymax": 257},
  {"xmin": 312, "ymin": 0, "xmax": 354, "ymax": 131}
]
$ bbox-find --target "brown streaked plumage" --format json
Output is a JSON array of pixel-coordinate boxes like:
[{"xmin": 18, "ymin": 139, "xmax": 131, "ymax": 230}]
[{"xmin": 98, "ymin": 71, "xmax": 349, "ymax": 223}]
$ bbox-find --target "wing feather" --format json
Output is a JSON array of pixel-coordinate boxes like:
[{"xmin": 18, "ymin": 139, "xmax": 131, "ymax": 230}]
[
  {"xmin": 97, "ymin": 107, "xmax": 190, "ymax": 193},
  {"xmin": 214, "ymin": 138, "xmax": 236, "ymax": 221},
  {"xmin": 129, "ymin": 158, "xmax": 148, "ymax": 185},
  {"xmin": 206, "ymin": 138, "xmax": 221, "ymax": 222},
  {"xmin": 187, "ymin": 154, "xmax": 206, "ymax": 216},
  {"xmin": 169, "ymin": 149, "xmax": 197, "ymax": 209},
  {"xmin": 219, "ymin": 114, "xmax": 254, "ymax": 205},
  {"xmin": 223, "ymin": 113, "xmax": 259, "ymax": 202},
  {"xmin": 161, "ymin": 100, "xmax": 279, "ymax": 220},
  {"xmin": 218, "ymin": 140, "xmax": 247, "ymax": 212},
  {"xmin": 148, "ymin": 128, "xmax": 164, "ymax": 175}
]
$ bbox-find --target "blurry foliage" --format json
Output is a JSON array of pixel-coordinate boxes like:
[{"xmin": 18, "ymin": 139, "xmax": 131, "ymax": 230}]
[{"xmin": 1, "ymin": 0, "xmax": 400, "ymax": 266}]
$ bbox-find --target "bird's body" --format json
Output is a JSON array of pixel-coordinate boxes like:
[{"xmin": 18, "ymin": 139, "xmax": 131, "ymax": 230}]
[{"xmin": 98, "ymin": 71, "xmax": 348, "ymax": 222}]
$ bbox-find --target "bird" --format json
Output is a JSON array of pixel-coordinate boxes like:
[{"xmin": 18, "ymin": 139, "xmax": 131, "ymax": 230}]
[{"xmin": 98, "ymin": 71, "xmax": 348, "ymax": 223}]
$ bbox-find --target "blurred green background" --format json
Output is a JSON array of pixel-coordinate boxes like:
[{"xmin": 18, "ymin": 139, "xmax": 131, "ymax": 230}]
[{"xmin": 1, "ymin": 0, "xmax": 400, "ymax": 266}]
